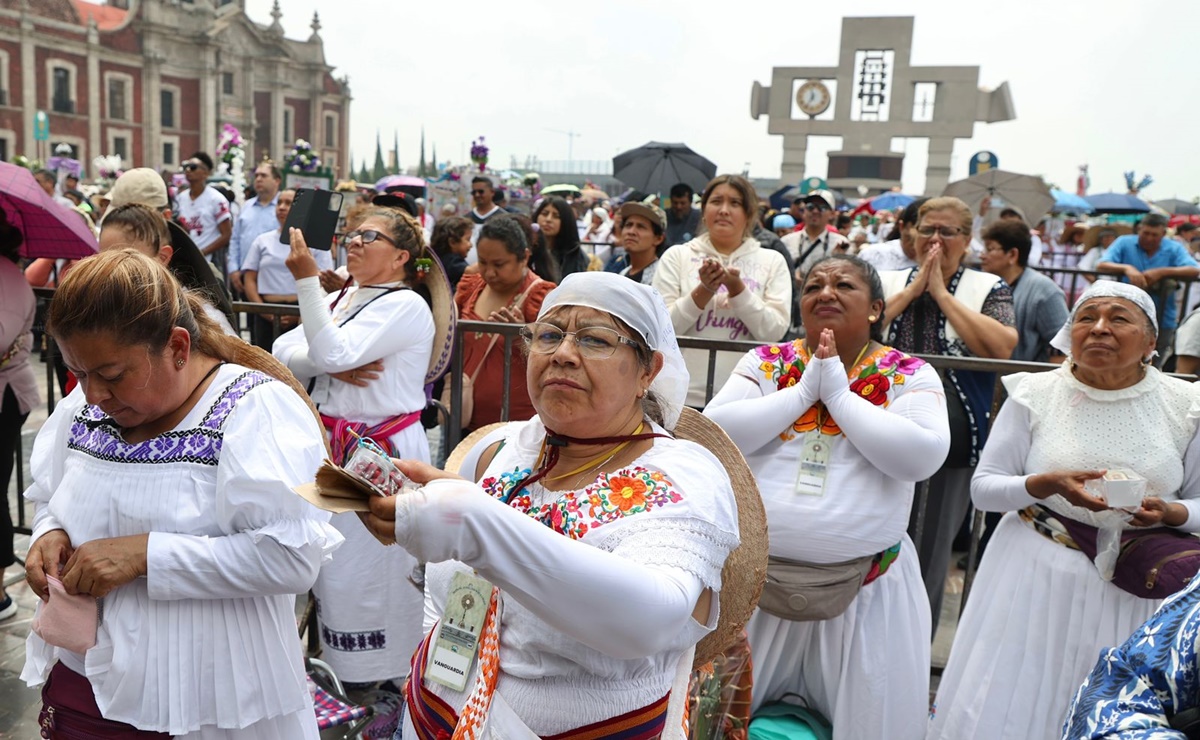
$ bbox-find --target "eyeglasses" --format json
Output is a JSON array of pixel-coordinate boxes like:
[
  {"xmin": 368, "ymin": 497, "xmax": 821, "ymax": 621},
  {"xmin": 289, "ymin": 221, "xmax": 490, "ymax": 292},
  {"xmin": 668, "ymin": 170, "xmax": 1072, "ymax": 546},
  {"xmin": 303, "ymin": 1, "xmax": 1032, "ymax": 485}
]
[
  {"xmin": 471, "ymin": 189, "xmax": 488, "ymax": 196},
  {"xmin": 803, "ymin": 204, "xmax": 831, "ymax": 212},
  {"xmin": 344, "ymin": 229, "xmax": 397, "ymax": 247},
  {"xmin": 915, "ymin": 226, "xmax": 966, "ymax": 239},
  {"xmin": 520, "ymin": 322, "xmax": 641, "ymax": 359},
  {"xmin": 182, "ymin": 163, "xmax": 202, "ymax": 172}
]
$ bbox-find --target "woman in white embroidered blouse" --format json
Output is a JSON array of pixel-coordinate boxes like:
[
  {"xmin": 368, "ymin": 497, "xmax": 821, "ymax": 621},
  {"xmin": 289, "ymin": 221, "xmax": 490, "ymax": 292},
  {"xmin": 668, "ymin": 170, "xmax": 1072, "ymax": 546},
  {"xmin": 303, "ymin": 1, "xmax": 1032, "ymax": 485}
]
[
  {"xmin": 929, "ymin": 281, "xmax": 1200, "ymax": 740},
  {"xmin": 363, "ymin": 272, "xmax": 741, "ymax": 739},
  {"xmin": 22, "ymin": 250, "xmax": 341, "ymax": 739},
  {"xmin": 273, "ymin": 206, "xmax": 438, "ymax": 702},
  {"xmin": 705, "ymin": 254, "xmax": 950, "ymax": 740}
]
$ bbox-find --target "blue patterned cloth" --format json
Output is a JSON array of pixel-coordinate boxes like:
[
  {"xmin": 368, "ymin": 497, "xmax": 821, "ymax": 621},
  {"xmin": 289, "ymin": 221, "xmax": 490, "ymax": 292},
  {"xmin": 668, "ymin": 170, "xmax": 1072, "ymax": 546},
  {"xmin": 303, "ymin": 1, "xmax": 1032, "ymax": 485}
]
[{"xmin": 1063, "ymin": 578, "xmax": 1200, "ymax": 739}]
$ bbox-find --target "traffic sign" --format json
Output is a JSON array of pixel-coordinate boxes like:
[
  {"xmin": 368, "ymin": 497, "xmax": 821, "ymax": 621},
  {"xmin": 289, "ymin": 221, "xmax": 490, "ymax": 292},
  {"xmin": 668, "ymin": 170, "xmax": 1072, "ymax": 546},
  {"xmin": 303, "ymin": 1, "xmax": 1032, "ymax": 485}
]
[
  {"xmin": 969, "ymin": 151, "xmax": 998, "ymax": 176},
  {"xmin": 799, "ymin": 177, "xmax": 828, "ymax": 194},
  {"xmin": 33, "ymin": 110, "xmax": 49, "ymax": 141}
]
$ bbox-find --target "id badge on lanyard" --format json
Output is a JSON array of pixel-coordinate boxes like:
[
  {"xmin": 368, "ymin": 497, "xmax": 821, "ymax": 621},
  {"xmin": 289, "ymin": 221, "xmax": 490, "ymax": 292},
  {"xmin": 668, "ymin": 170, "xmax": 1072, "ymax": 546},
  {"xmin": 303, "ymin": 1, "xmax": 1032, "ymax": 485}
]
[
  {"xmin": 794, "ymin": 429, "xmax": 837, "ymax": 496},
  {"xmin": 426, "ymin": 571, "xmax": 493, "ymax": 692}
]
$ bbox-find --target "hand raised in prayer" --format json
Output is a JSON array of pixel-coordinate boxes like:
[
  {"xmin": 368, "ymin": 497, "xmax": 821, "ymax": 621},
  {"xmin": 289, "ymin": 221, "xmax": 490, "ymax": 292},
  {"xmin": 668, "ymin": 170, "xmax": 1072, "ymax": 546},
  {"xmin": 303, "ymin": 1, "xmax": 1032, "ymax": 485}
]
[
  {"xmin": 814, "ymin": 327, "xmax": 838, "ymax": 360},
  {"xmin": 698, "ymin": 258, "xmax": 726, "ymax": 293},
  {"xmin": 1025, "ymin": 469, "xmax": 1109, "ymax": 512},
  {"xmin": 924, "ymin": 244, "xmax": 947, "ymax": 298},
  {"xmin": 330, "ymin": 360, "xmax": 384, "ymax": 387},
  {"xmin": 25, "ymin": 529, "xmax": 75, "ymax": 601},
  {"xmin": 286, "ymin": 227, "xmax": 320, "ymax": 280},
  {"xmin": 59, "ymin": 534, "xmax": 149, "ymax": 598}
]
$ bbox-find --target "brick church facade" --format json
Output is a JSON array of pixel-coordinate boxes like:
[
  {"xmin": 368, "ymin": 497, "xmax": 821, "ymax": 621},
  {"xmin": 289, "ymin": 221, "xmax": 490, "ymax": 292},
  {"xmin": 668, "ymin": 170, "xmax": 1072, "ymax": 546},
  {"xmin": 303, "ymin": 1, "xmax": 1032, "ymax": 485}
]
[{"xmin": 0, "ymin": 0, "xmax": 350, "ymax": 175}]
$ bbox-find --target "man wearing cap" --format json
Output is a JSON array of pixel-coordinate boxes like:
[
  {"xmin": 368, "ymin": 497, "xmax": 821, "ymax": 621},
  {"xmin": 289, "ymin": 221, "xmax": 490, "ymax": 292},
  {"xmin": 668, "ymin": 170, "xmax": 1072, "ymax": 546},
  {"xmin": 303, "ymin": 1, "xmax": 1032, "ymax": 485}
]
[
  {"xmin": 175, "ymin": 152, "xmax": 232, "ymax": 269},
  {"xmin": 665, "ymin": 182, "xmax": 701, "ymax": 248},
  {"xmin": 611, "ymin": 201, "xmax": 667, "ymax": 284},
  {"xmin": 1097, "ymin": 212, "xmax": 1199, "ymax": 364},
  {"xmin": 227, "ymin": 161, "xmax": 282, "ymax": 294},
  {"xmin": 106, "ymin": 167, "xmax": 236, "ymax": 327},
  {"xmin": 781, "ymin": 190, "xmax": 849, "ymax": 279}
]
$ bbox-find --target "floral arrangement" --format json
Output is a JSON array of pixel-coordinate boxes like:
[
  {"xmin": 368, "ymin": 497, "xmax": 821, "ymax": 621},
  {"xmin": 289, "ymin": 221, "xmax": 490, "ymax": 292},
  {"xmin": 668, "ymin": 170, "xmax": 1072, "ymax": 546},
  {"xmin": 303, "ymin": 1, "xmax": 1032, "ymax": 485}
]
[
  {"xmin": 216, "ymin": 123, "xmax": 247, "ymax": 207},
  {"xmin": 92, "ymin": 155, "xmax": 124, "ymax": 184},
  {"xmin": 470, "ymin": 136, "xmax": 488, "ymax": 171},
  {"xmin": 1124, "ymin": 170, "xmax": 1153, "ymax": 195},
  {"xmin": 284, "ymin": 138, "xmax": 322, "ymax": 173}
]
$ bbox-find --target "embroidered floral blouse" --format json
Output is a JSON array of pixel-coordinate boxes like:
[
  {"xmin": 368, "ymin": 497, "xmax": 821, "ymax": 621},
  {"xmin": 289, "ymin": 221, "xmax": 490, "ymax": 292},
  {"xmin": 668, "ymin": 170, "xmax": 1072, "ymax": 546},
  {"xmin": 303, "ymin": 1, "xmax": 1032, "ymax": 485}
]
[{"xmin": 705, "ymin": 341, "xmax": 949, "ymax": 563}]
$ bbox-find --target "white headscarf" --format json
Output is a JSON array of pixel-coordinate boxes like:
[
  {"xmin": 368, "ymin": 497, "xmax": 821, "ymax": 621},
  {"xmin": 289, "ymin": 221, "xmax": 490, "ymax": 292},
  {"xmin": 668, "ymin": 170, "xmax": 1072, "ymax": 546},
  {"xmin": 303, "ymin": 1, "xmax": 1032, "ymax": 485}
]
[
  {"xmin": 1049, "ymin": 281, "xmax": 1159, "ymax": 358},
  {"xmin": 537, "ymin": 272, "xmax": 688, "ymax": 430}
]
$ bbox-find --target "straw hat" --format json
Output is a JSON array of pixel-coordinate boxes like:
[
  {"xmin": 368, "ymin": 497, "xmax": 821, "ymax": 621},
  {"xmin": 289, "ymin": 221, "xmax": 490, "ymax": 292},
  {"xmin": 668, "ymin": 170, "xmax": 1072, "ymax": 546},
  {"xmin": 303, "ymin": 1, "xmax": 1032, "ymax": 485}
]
[
  {"xmin": 442, "ymin": 408, "xmax": 768, "ymax": 670},
  {"xmin": 1082, "ymin": 222, "xmax": 1132, "ymax": 249}
]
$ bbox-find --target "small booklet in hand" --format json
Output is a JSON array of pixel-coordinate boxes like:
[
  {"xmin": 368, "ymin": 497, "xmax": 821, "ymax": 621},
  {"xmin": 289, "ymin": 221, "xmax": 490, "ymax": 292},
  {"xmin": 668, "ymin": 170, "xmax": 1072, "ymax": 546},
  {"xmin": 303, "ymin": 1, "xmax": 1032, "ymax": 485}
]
[{"xmin": 294, "ymin": 436, "xmax": 416, "ymax": 513}]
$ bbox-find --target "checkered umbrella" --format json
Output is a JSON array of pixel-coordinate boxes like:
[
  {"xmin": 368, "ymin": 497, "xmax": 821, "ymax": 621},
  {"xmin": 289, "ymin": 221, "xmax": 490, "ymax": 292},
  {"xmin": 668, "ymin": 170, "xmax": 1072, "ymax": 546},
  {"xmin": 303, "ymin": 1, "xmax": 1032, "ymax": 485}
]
[{"xmin": 0, "ymin": 161, "xmax": 98, "ymax": 259}]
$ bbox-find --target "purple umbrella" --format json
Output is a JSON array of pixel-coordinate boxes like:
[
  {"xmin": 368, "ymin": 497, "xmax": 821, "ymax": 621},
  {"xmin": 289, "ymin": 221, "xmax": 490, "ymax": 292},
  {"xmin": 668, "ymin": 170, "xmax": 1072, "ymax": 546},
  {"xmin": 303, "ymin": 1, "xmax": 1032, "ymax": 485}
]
[{"xmin": 0, "ymin": 161, "xmax": 97, "ymax": 259}]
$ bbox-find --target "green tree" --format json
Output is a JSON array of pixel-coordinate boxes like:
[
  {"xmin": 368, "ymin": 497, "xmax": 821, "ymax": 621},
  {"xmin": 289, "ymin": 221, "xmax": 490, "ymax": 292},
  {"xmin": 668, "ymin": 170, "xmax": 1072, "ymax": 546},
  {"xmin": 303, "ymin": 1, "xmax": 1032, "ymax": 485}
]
[
  {"xmin": 417, "ymin": 127, "xmax": 428, "ymax": 178},
  {"xmin": 371, "ymin": 131, "xmax": 387, "ymax": 180}
]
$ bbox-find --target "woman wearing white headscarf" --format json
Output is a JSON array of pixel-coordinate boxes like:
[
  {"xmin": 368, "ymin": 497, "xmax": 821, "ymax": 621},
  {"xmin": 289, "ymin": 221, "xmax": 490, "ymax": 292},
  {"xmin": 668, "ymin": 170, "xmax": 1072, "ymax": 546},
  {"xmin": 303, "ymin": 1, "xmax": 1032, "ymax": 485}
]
[
  {"xmin": 363, "ymin": 272, "xmax": 741, "ymax": 740},
  {"xmin": 929, "ymin": 281, "xmax": 1200, "ymax": 740}
]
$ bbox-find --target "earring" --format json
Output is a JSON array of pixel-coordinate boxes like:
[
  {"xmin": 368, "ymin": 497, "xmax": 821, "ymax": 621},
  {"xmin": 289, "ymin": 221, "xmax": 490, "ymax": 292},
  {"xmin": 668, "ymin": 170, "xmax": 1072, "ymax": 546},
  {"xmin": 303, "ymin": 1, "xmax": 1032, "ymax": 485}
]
[
  {"xmin": 176, "ymin": 358, "xmax": 185, "ymax": 368},
  {"xmin": 637, "ymin": 389, "xmax": 646, "ymax": 399},
  {"xmin": 868, "ymin": 315, "xmax": 877, "ymax": 322}
]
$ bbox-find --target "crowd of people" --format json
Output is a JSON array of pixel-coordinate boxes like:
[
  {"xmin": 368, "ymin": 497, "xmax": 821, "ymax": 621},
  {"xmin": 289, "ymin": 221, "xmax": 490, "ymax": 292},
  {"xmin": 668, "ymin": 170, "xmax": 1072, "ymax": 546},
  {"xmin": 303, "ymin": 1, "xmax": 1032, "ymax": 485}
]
[{"xmin": 5, "ymin": 157, "xmax": 1200, "ymax": 740}]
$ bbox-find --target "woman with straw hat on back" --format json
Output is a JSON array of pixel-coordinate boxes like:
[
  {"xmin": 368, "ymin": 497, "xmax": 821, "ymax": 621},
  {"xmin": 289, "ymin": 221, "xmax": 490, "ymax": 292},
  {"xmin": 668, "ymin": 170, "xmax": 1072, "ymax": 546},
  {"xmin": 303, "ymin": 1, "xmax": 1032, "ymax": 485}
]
[
  {"xmin": 274, "ymin": 205, "xmax": 455, "ymax": 735},
  {"xmin": 360, "ymin": 271, "xmax": 764, "ymax": 739}
]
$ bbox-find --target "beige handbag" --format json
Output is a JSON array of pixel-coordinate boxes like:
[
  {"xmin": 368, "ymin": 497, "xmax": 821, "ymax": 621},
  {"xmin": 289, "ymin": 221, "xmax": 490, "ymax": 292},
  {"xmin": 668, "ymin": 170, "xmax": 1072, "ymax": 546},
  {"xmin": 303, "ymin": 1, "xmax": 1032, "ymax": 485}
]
[
  {"xmin": 443, "ymin": 277, "xmax": 542, "ymax": 428},
  {"xmin": 757, "ymin": 554, "xmax": 873, "ymax": 622}
]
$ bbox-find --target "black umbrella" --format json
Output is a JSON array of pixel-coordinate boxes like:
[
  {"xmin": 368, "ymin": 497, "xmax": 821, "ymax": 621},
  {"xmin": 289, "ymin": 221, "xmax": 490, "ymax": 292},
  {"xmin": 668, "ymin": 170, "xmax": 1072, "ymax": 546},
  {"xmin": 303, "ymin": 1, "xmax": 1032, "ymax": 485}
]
[
  {"xmin": 1154, "ymin": 198, "xmax": 1200, "ymax": 216},
  {"xmin": 612, "ymin": 142, "xmax": 717, "ymax": 196}
]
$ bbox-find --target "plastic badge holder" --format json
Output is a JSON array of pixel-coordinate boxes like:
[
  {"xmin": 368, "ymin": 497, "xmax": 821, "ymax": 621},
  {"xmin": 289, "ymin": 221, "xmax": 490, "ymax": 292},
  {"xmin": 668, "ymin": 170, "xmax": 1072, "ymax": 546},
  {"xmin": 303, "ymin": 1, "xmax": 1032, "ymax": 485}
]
[
  {"xmin": 343, "ymin": 436, "xmax": 415, "ymax": 498},
  {"xmin": 1085, "ymin": 468, "xmax": 1148, "ymax": 509}
]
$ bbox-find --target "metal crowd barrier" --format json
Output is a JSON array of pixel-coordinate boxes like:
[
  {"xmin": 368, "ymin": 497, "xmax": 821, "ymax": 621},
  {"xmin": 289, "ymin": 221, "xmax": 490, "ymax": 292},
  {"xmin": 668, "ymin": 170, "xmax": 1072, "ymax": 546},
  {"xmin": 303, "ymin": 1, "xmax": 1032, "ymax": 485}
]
[{"xmin": 15, "ymin": 293, "xmax": 1199, "ymax": 620}]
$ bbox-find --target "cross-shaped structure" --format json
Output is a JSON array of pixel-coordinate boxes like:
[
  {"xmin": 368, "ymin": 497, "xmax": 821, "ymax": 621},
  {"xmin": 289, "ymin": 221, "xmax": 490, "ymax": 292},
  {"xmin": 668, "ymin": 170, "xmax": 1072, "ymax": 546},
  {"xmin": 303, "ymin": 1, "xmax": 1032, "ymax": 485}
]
[{"xmin": 750, "ymin": 17, "xmax": 1015, "ymax": 196}]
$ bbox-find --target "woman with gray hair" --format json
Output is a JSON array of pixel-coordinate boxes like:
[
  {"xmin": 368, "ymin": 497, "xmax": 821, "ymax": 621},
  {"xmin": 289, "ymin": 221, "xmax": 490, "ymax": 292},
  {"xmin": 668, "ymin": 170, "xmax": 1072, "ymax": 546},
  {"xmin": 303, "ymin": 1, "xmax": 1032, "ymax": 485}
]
[
  {"xmin": 362, "ymin": 272, "xmax": 751, "ymax": 739},
  {"xmin": 929, "ymin": 281, "xmax": 1200, "ymax": 740}
]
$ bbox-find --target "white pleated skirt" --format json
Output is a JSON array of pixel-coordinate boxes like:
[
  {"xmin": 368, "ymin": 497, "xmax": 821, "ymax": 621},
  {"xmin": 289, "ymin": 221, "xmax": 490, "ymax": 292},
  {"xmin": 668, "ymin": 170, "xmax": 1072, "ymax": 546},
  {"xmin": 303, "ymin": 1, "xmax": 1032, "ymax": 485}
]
[
  {"xmin": 928, "ymin": 512, "xmax": 1162, "ymax": 740},
  {"xmin": 747, "ymin": 533, "xmax": 930, "ymax": 740},
  {"xmin": 312, "ymin": 425, "xmax": 429, "ymax": 683},
  {"xmin": 176, "ymin": 707, "xmax": 319, "ymax": 739}
]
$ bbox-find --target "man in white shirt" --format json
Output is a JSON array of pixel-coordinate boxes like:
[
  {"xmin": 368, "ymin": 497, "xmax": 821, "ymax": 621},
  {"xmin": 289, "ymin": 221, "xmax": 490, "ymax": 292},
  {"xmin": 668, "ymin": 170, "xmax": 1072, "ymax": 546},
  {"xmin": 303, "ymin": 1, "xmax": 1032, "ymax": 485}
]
[
  {"xmin": 175, "ymin": 152, "xmax": 232, "ymax": 270},
  {"xmin": 781, "ymin": 189, "xmax": 850, "ymax": 279},
  {"xmin": 227, "ymin": 161, "xmax": 281, "ymax": 294},
  {"xmin": 415, "ymin": 197, "xmax": 435, "ymax": 243},
  {"xmin": 467, "ymin": 175, "xmax": 503, "ymax": 264},
  {"xmin": 859, "ymin": 197, "xmax": 926, "ymax": 272}
]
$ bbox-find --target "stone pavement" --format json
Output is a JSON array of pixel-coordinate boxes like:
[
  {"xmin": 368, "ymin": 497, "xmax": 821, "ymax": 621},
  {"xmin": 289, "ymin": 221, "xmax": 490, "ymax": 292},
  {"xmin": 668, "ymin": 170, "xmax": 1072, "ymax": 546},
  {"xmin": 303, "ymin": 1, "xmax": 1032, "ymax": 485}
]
[{"xmin": 0, "ymin": 355, "xmax": 965, "ymax": 735}]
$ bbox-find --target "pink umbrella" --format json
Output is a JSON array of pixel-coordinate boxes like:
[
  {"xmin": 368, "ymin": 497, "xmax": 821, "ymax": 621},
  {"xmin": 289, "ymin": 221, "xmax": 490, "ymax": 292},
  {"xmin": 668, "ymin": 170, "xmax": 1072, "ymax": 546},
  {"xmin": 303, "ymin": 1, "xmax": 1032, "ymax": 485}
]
[{"xmin": 0, "ymin": 161, "xmax": 97, "ymax": 259}]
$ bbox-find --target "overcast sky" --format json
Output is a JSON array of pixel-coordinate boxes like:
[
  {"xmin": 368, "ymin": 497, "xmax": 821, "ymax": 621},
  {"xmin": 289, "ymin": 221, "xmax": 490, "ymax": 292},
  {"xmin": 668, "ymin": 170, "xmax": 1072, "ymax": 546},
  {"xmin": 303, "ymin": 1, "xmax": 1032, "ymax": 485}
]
[{"xmin": 241, "ymin": 0, "xmax": 1198, "ymax": 199}]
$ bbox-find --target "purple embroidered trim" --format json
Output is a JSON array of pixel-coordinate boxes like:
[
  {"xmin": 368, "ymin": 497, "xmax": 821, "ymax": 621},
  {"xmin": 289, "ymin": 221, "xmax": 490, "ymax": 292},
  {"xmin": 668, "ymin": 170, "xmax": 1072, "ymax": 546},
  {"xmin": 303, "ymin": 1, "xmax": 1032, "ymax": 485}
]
[
  {"xmin": 67, "ymin": 371, "xmax": 274, "ymax": 466},
  {"xmin": 321, "ymin": 625, "xmax": 387, "ymax": 652}
]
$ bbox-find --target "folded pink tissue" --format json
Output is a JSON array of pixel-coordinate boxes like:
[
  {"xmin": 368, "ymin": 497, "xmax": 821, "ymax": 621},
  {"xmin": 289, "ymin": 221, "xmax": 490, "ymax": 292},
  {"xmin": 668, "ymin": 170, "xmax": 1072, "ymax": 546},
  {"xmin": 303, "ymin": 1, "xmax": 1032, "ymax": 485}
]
[{"xmin": 31, "ymin": 575, "xmax": 99, "ymax": 654}]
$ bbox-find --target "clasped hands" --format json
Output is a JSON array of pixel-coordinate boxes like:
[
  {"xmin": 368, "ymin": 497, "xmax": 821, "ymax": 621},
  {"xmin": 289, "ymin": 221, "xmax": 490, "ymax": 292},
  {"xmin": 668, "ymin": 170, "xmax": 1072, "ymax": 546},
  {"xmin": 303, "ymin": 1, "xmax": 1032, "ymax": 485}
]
[
  {"xmin": 786, "ymin": 328, "xmax": 853, "ymax": 407},
  {"xmin": 906, "ymin": 244, "xmax": 950, "ymax": 300},
  {"xmin": 1025, "ymin": 470, "xmax": 1185, "ymax": 528},
  {"xmin": 697, "ymin": 258, "xmax": 743, "ymax": 296},
  {"xmin": 26, "ymin": 530, "xmax": 148, "ymax": 600}
]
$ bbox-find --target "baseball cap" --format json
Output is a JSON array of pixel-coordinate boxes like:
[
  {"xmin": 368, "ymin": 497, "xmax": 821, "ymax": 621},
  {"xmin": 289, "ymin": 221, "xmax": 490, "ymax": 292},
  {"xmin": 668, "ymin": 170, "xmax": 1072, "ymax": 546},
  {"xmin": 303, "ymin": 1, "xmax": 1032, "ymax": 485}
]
[
  {"xmin": 618, "ymin": 202, "xmax": 667, "ymax": 232},
  {"xmin": 772, "ymin": 214, "xmax": 797, "ymax": 230},
  {"xmin": 803, "ymin": 189, "xmax": 836, "ymax": 211},
  {"xmin": 107, "ymin": 168, "xmax": 169, "ymax": 210}
]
